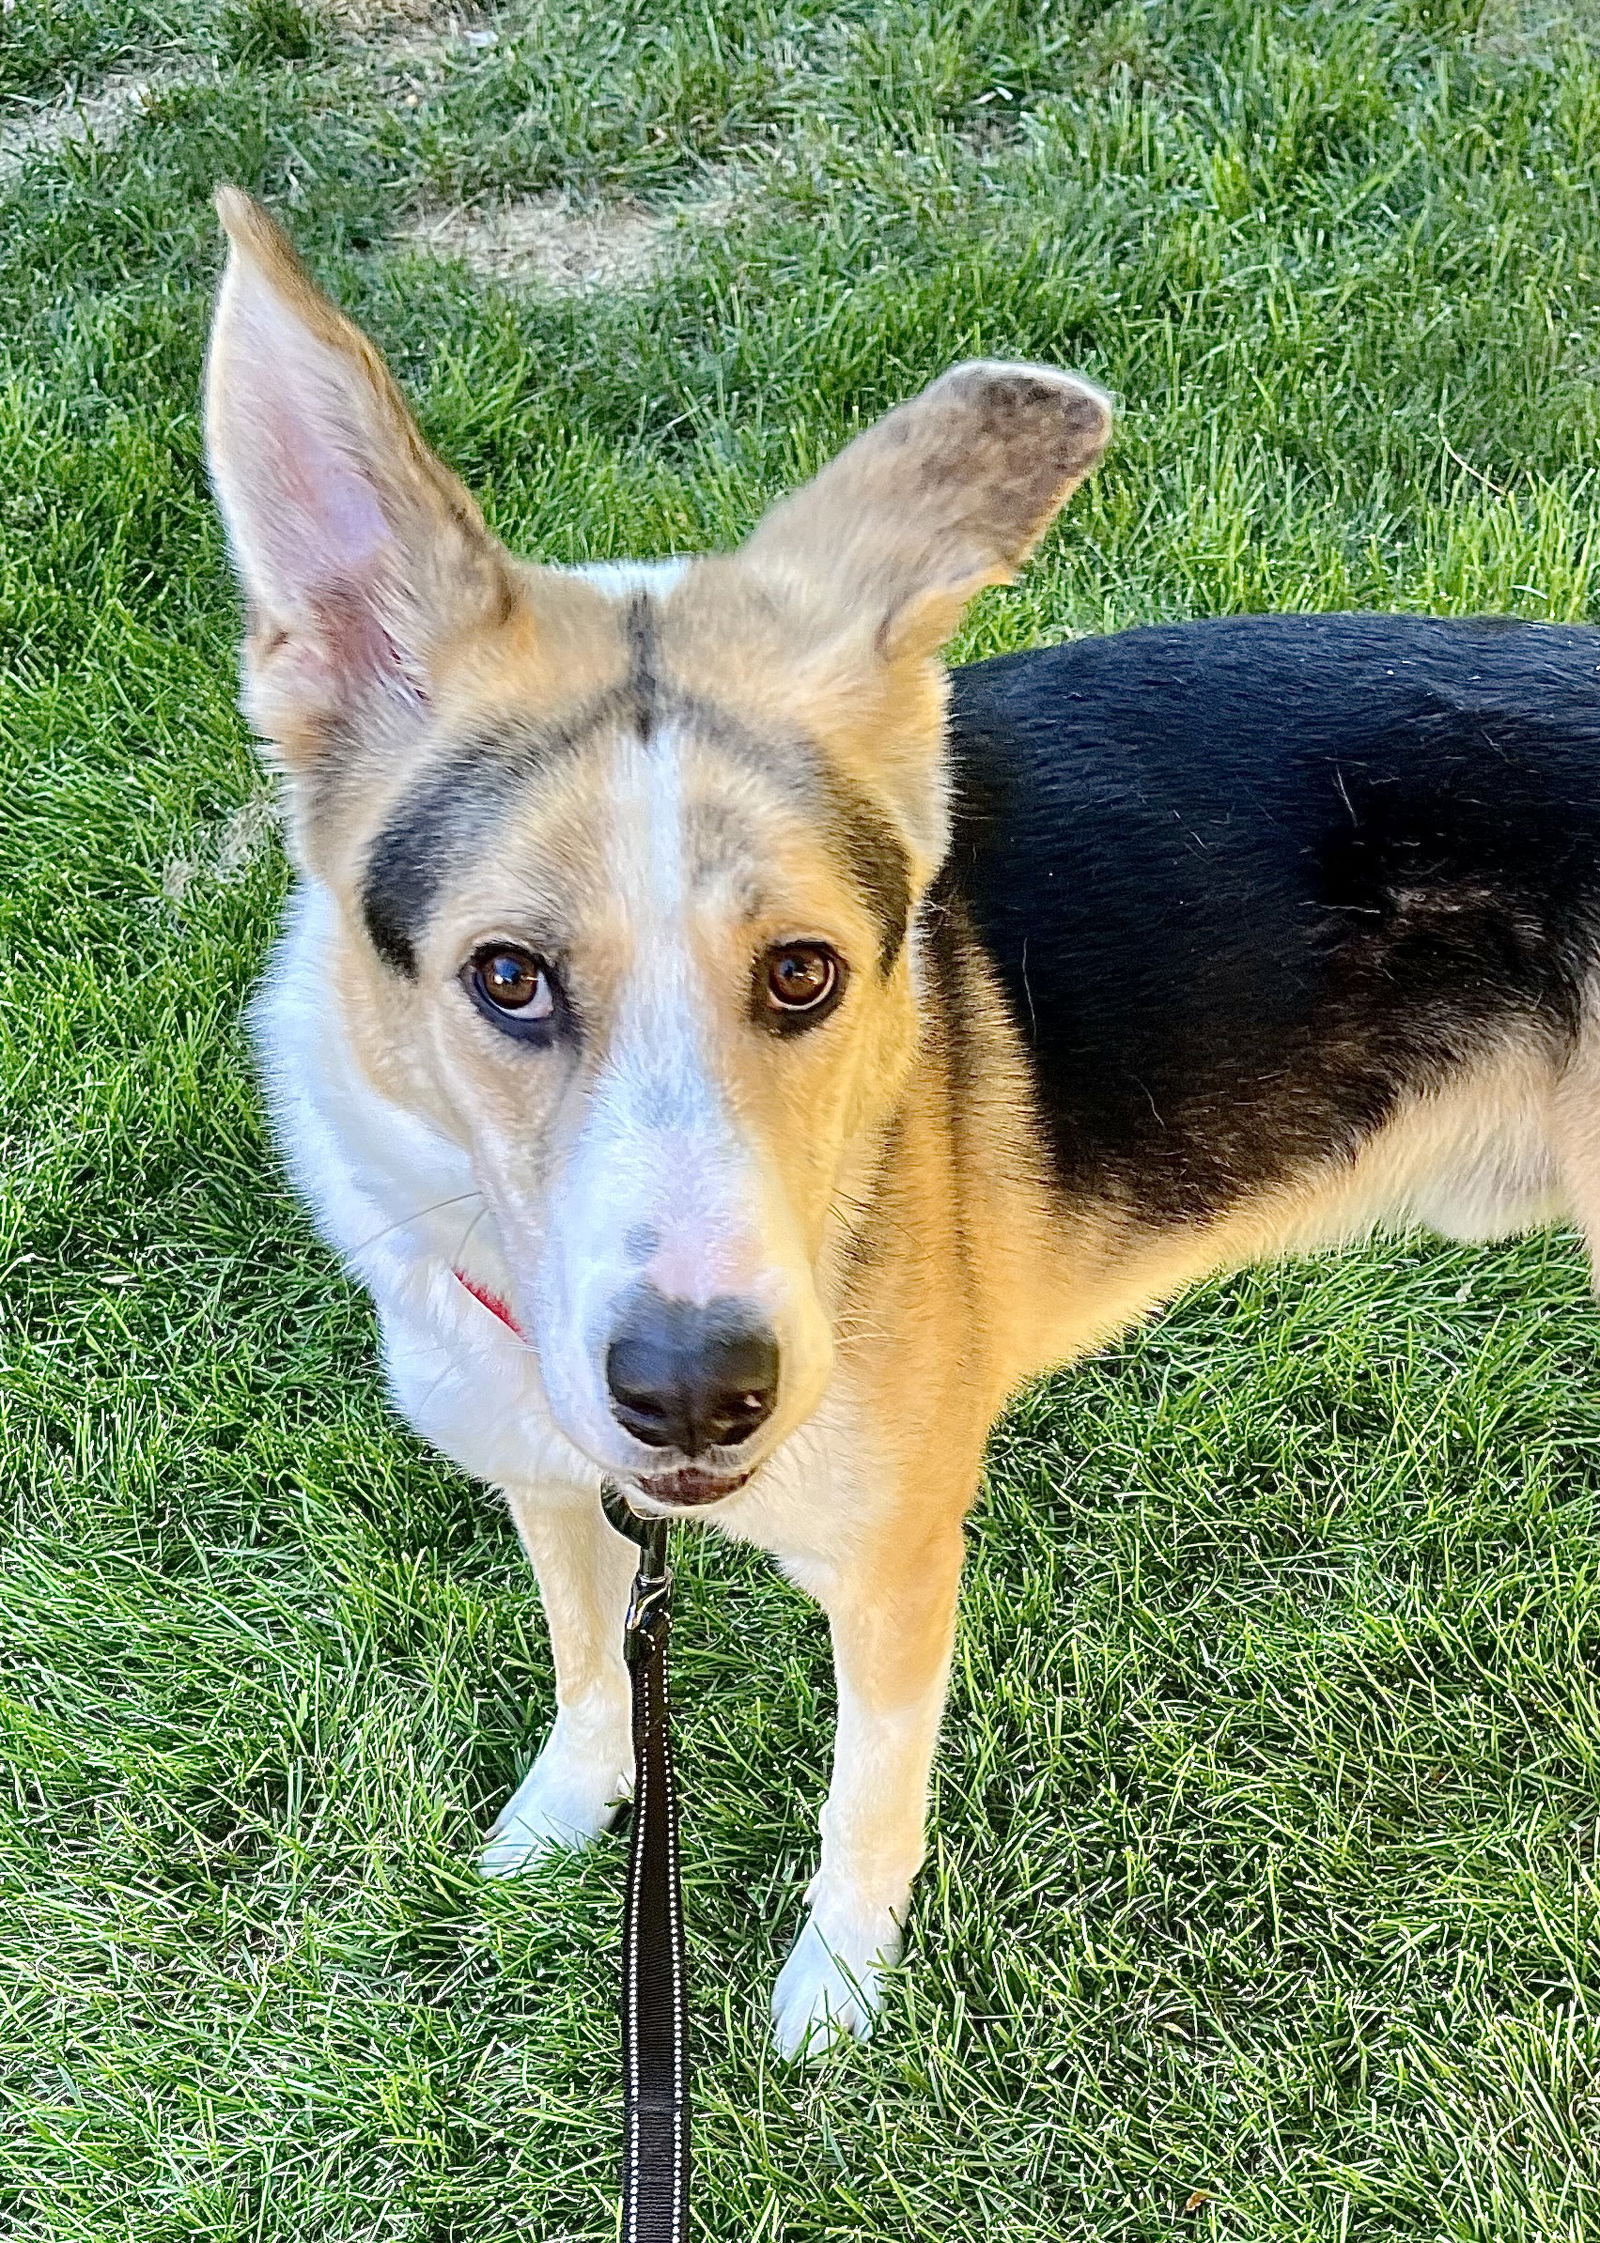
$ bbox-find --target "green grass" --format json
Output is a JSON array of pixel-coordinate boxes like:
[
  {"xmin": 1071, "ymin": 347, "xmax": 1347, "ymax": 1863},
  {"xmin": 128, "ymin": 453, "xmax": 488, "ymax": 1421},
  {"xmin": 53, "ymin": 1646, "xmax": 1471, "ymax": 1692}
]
[{"xmin": 7, "ymin": 0, "xmax": 1600, "ymax": 2233}]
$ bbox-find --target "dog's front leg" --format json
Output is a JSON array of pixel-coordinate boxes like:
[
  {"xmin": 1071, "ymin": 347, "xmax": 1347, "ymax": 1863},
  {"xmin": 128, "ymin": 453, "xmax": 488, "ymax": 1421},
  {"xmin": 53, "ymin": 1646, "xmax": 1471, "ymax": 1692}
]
[
  {"xmin": 771, "ymin": 1519, "xmax": 966, "ymax": 2057},
  {"xmin": 480, "ymin": 1488, "xmax": 636, "ymax": 1875}
]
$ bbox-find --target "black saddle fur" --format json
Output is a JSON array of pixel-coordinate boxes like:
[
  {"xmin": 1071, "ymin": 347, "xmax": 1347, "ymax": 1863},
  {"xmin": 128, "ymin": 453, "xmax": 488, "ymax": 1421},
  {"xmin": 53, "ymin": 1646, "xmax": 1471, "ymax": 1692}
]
[{"xmin": 943, "ymin": 614, "xmax": 1600, "ymax": 1221}]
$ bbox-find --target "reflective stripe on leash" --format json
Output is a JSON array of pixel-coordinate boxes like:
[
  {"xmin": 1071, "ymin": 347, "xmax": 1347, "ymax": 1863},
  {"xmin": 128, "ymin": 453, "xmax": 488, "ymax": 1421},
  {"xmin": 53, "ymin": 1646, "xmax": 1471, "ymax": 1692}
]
[{"xmin": 602, "ymin": 1480, "xmax": 690, "ymax": 2243}]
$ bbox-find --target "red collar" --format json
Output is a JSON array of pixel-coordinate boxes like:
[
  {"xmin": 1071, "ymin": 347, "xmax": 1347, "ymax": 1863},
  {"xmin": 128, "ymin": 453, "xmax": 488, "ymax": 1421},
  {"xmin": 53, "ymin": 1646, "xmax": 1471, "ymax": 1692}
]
[{"xmin": 454, "ymin": 1268, "xmax": 526, "ymax": 1341}]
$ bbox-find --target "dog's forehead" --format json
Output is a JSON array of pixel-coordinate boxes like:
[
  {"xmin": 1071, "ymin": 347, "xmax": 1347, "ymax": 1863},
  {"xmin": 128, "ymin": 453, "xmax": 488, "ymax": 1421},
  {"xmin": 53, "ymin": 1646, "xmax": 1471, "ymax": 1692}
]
[{"xmin": 357, "ymin": 566, "xmax": 912, "ymax": 975}]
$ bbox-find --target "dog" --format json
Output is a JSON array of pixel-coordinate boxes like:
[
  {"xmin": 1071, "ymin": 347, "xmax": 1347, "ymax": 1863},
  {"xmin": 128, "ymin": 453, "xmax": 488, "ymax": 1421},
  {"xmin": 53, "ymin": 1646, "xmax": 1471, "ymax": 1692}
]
[{"xmin": 204, "ymin": 186, "xmax": 1600, "ymax": 2056}]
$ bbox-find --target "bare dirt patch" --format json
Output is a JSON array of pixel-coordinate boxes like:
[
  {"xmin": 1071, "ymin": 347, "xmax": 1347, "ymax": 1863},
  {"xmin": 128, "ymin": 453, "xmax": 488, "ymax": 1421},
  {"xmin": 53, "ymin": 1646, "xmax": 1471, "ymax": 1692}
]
[{"xmin": 0, "ymin": 65, "xmax": 209, "ymax": 183}]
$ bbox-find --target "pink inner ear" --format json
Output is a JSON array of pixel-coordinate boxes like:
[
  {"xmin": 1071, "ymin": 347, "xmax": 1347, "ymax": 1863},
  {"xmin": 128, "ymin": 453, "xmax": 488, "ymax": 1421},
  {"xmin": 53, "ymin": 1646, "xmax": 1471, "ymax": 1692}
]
[
  {"xmin": 219, "ymin": 268, "xmax": 402, "ymax": 638},
  {"xmin": 251, "ymin": 379, "xmax": 437, "ymax": 723},
  {"xmin": 247, "ymin": 418, "xmax": 415, "ymax": 711},
  {"xmin": 253, "ymin": 392, "xmax": 393, "ymax": 608}
]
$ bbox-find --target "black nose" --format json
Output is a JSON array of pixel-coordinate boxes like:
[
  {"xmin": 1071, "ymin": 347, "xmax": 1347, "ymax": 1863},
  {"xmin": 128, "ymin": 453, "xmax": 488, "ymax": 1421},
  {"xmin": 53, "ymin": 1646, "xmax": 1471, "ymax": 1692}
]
[{"xmin": 606, "ymin": 1290, "xmax": 780, "ymax": 1456}]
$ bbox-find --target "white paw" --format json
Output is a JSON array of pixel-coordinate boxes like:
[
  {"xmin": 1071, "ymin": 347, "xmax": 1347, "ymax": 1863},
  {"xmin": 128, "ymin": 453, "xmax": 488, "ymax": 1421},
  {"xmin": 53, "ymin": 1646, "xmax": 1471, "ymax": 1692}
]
[
  {"xmin": 479, "ymin": 1724, "xmax": 630, "ymax": 1878},
  {"xmin": 770, "ymin": 1898, "xmax": 905, "ymax": 2060}
]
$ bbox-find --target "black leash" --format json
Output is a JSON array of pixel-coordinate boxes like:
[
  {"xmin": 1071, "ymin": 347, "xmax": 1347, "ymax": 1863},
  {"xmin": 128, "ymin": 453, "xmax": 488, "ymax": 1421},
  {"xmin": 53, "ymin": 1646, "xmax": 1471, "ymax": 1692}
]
[{"xmin": 601, "ymin": 1481, "xmax": 689, "ymax": 2243}]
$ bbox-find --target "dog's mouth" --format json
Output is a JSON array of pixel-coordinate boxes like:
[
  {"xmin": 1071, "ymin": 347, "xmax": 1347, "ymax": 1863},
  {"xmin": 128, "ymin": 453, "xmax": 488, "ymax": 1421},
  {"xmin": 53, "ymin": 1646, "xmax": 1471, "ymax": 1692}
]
[{"xmin": 630, "ymin": 1463, "xmax": 755, "ymax": 1510}]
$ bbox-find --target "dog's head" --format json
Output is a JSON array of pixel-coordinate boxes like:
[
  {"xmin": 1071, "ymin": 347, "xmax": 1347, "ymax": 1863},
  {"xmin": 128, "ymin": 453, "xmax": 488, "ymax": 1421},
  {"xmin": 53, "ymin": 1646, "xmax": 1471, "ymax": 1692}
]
[{"xmin": 204, "ymin": 188, "xmax": 1111, "ymax": 1508}]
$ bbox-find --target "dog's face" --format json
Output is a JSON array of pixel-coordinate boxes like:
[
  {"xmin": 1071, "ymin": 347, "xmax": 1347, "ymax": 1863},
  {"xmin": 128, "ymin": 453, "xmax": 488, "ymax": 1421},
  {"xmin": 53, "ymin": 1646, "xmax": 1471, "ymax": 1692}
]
[{"xmin": 204, "ymin": 189, "xmax": 1110, "ymax": 1506}]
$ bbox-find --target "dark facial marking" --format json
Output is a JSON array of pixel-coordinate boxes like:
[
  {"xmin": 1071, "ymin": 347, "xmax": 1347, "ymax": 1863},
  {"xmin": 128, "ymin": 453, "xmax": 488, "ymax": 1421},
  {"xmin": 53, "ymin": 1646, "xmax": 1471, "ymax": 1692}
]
[
  {"xmin": 363, "ymin": 753, "xmax": 498, "ymax": 976},
  {"xmin": 600, "ymin": 683, "xmax": 915, "ymax": 965},
  {"xmin": 360, "ymin": 698, "xmax": 638, "ymax": 974},
  {"xmin": 360, "ymin": 656, "xmax": 910, "ymax": 977},
  {"xmin": 686, "ymin": 799, "xmax": 764, "ymax": 913},
  {"xmin": 827, "ymin": 777, "xmax": 912, "ymax": 972},
  {"xmin": 623, "ymin": 593, "xmax": 658, "ymax": 741}
]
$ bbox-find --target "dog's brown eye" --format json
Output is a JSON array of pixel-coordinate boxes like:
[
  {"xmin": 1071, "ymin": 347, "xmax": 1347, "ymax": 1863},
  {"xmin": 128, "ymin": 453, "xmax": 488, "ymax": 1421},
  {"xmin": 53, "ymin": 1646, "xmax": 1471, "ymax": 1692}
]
[
  {"xmin": 760, "ymin": 943, "xmax": 844, "ymax": 1029},
  {"xmin": 465, "ymin": 944, "xmax": 560, "ymax": 1040},
  {"xmin": 475, "ymin": 947, "xmax": 550, "ymax": 1013}
]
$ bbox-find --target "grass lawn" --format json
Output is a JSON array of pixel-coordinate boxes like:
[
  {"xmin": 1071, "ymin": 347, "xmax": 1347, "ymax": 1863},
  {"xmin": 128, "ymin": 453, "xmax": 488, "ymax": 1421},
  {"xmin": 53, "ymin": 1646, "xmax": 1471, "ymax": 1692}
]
[{"xmin": 9, "ymin": 0, "xmax": 1600, "ymax": 2234}]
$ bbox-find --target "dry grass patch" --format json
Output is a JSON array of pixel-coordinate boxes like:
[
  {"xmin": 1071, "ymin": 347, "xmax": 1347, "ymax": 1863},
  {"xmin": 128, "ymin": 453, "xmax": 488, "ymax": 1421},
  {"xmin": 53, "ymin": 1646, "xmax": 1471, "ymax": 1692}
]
[
  {"xmin": 0, "ymin": 64, "xmax": 209, "ymax": 182},
  {"xmin": 161, "ymin": 796, "xmax": 281, "ymax": 907},
  {"xmin": 402, "ymin": 181, "xmax": 737, "ymax": 293},
  {"xmin": 1475, "ymin": 0, "xmax": 1600, "ymax": 57},
  {"xmin": 325, "ymin": 0, "xmax": 452, "ymax": 24},
  {"xmin": 366, "ymin": 5, "xmax": 496, "ymax": 77}
]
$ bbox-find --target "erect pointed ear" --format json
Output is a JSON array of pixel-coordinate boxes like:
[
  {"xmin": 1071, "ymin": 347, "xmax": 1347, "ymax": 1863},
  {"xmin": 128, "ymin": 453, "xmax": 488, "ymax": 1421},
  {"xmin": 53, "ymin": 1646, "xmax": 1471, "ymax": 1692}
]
[
  {"xmin": 739, "ymin": 360, "xmax": 1112, "ymax": 662},
  {"xmin": 204, "ymin": 186, "xmax": 517, "ymax": 768}
]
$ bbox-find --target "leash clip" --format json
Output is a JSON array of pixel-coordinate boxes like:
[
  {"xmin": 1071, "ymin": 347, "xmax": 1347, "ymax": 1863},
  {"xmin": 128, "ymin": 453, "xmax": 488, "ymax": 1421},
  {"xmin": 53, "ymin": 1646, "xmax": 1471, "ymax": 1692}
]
[
  {"xmin": 623, "ymin": 1570, "xmax": 672, "ymax": 1663},
  {"xmin": 602, "ymin": 1480, "xmax": 673, "ymax": 1664}
]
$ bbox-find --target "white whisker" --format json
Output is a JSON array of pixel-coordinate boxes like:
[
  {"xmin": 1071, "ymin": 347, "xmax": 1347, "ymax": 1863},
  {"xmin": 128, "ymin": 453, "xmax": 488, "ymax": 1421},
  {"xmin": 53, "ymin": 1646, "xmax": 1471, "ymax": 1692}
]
[{"xmin": 343, "ymin": 1189, "xmax": 484, "ymax": 1264}]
